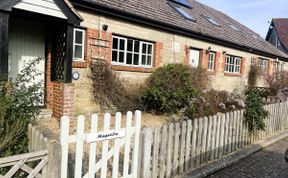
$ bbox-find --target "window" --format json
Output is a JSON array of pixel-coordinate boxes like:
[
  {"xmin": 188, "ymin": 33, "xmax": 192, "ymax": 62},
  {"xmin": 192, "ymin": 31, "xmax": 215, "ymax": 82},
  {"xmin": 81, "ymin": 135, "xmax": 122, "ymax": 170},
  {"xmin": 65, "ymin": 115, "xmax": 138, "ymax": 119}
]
[
  {"xmin": 112, "ymin": 36, "xmax": 154, "ymax": 67},
  {"xmin": 208, "ymin": 52, "xmax": 216, "ymax": 71},
  {"xmin": 73, "ymin": 28, "xmax": 85, "ymax": 61},
  {"xmin": 203, "ymin": 15, "xmax": 220, "ymax": 27},
  {"xmin": 274, "ymin": 62, "xmax": 285, "ymax": 72},
  {"xmin": 258, "ymin": 58, "xmax": 268, "ymax": 73},
  {"xmin": 169, "ymin": 2, "xmax": 195, "ymax": 21},
  {"xmin": 225, "ymin": 55, "xmax": 241, "ymax": 73},
  {"xmin": 169, "ymin": 0, "xmax": 192, "ymax": 8},
  {"xmin": 227, "ymin": 23, "xmax": 241, "ymax": 31}
]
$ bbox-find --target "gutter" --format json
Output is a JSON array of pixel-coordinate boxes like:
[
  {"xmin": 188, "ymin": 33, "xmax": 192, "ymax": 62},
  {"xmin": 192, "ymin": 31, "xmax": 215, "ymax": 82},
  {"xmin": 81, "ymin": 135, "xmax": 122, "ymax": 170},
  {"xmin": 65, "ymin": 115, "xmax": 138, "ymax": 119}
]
[{"xmin": 70, "ymin": 0, "xmax": 288, "ymax": 61}]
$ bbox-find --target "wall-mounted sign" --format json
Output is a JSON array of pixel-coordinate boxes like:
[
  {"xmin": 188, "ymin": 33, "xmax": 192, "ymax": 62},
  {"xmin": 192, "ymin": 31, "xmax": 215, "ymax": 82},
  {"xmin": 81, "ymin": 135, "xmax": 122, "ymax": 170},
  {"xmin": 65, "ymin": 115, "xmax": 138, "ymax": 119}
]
[
  {"xmin": 72, "ymin": 71, "xmax": 80, "ymax": 80},
  {"xmin": 86, "ymin": 129, "xmax": 125, "ymax": 143}
]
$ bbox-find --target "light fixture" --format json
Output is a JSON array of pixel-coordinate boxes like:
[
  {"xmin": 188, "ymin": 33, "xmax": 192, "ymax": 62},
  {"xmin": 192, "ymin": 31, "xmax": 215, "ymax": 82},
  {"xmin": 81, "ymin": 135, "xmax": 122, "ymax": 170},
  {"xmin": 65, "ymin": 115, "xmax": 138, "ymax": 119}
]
[
  {"xmin": 206, "ymin": 46, "xmax": 212, "ymax": 54},
  {"xmin": 102, "ymin": 24, "xmax": 108, "ymax": 31}
]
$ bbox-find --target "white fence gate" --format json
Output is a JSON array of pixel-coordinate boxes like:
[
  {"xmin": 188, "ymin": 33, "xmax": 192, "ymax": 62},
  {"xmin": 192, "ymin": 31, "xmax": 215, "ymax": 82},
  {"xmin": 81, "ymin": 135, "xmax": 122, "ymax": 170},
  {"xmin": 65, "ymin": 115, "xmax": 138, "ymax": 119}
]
[{"xmin": 60, "ymin": 111, "xmax": 142, "ymax": 178}]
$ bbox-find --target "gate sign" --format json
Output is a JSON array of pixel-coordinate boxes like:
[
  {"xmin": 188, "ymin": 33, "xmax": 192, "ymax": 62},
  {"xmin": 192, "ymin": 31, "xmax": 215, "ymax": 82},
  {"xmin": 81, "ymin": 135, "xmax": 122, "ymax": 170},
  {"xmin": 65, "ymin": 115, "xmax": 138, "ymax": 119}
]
[{"xmin": 87, "ymin": 129, "xmax": 125, "ymax": 143}]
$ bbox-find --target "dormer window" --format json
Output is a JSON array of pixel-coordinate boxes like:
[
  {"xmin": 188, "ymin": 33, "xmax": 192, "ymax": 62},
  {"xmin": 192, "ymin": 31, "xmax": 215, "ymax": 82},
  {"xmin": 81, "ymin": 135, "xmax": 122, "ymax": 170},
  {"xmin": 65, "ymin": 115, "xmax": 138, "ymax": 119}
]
[
  {"xmin": 202, "ymin": 15, "xmax": 220, "ymax": 27},
  {"xmin": 169, "ymin": 2, "xmax": 195, "ymax": 21},
  {"xmin": 227, "ymin": 23, "xmax": 241, "ymax": 31}
]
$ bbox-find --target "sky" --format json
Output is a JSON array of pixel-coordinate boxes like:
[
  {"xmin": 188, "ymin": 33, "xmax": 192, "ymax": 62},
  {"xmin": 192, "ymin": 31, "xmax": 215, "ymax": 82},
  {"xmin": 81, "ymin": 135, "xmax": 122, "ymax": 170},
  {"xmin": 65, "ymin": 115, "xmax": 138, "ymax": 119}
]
[{"xmin": 199, "ymin": 0, "xmax": 288, "ymax": 38}]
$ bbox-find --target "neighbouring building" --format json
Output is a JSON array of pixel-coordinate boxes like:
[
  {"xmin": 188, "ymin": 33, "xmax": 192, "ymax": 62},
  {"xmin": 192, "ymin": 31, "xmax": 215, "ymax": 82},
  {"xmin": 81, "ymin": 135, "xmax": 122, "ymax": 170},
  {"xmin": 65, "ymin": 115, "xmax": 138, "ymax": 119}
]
[
  {"xmin": 266, "ymin": 18, "xmax": 288, "ymax": 55},
  {"xmin": 0, "ymin": 0, "xmax": 288, "ymax": 118}
]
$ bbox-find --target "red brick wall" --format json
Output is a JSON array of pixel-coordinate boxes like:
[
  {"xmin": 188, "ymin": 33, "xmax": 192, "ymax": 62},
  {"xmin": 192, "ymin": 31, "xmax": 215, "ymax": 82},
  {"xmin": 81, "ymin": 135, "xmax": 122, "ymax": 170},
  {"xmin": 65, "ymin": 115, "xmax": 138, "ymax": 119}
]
[
  {"xmin": 52, "ymin": 82, "xmax": 74, "ymax": 120},
  {"xmin": 215, "ymin": 52, "xmax": 221, "ymax": 73},
  {"xmin": 201, "ymin": 50, "xmax": 208, "ymax": 69}
]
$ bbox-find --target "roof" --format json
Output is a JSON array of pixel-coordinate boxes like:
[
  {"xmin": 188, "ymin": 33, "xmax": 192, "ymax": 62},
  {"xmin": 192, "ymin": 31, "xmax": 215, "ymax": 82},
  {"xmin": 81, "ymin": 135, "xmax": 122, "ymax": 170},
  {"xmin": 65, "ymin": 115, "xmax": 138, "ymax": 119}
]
[
  {"xmin": 72, "ymin": 0, "xmax": 288, "ymax": 59},
  {"xmin": 268, "ymin": 18, "xmax": 288, "ymax": 51}
]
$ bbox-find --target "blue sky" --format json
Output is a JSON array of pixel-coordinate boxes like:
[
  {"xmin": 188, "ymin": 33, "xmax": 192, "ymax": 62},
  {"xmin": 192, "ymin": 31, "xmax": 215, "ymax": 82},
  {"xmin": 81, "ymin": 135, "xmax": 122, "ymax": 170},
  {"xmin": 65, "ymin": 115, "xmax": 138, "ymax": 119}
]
[{"xmin": 200, "ymin": 0, "xmax": 288, "ymax": 38}]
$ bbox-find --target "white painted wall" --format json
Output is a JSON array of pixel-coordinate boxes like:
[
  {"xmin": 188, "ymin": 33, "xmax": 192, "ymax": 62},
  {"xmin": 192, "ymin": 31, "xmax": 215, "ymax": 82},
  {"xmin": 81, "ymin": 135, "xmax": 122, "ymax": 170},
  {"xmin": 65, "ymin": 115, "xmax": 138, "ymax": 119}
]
[
  {"xmin": 8, "ymin": 18, "xmax": 45, "ymax": 104},
  {"xmin": 13, "ymin": 0, "xmax": 67, "ymax": 19}
]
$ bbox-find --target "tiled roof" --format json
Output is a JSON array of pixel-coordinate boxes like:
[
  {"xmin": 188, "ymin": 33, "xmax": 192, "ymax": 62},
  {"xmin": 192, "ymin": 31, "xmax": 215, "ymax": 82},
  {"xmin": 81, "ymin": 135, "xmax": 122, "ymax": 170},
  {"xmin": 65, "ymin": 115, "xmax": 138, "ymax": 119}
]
[
  {"xmin": 272, "ymin": 18, "xmax": 288, "ymax": 51},
  {"xmin": 77, "ymin": 0, "xmax": 288, "ymax": 59}
]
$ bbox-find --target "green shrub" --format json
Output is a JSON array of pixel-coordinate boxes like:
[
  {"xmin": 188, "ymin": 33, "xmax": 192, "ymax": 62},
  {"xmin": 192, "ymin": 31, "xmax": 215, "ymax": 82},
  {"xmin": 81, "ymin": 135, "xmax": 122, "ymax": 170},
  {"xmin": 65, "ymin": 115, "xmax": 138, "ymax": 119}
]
[
  {"xmin": 0, "ymin": 58, "xmax": 43, "ymax": 156},
  {"xmin": 244, "ymin": 90, "xmax": 269, "ymax": 132},
  {"xmin": 142, "ymin": 64, "xmax": 197, "ymax": 113}
]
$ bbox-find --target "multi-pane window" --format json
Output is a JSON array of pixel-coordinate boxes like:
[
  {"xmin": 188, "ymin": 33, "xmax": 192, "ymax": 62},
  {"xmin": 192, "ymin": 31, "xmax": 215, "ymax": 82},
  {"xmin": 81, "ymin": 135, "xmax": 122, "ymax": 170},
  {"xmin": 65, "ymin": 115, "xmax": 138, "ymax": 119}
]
[
  {"xmin": 112, "ymin": 36, "xmax": 154, "ymax": 67},
  {"xmin": 258, "ymin": 58, "xmax": 268, "ymax": 73},
  {"xmin": 208, "ymin": 52, "xmax": 216, "ymax": 71},
  {"xmin": 224, "ymin": 55, "xmax": 241, "ymax": 73},
  {"xmin": 73, "ymin": 28, "xmax": 85, "ymax": 61},
  {"xmin": 274, "ymin": 62, "xmax": 285, "ymax": 72}
]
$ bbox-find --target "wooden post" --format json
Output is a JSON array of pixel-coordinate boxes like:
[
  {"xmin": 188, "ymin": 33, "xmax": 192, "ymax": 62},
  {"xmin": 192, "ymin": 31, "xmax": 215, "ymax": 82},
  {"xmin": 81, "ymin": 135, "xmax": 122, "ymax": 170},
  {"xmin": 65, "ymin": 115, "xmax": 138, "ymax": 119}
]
[
  {"xmin": 0, "ymin": 11, "xmax": 9, "ymax": 83},
  {"xmin": 140, "ymin": 128, "xmax": 153, "ymax": 178}
]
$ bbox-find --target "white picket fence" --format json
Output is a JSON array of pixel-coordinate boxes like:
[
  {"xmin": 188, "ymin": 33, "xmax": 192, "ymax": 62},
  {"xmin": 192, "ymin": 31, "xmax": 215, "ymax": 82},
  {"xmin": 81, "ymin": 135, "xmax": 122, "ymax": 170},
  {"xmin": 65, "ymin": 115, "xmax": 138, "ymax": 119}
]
[
  {"xmin": 60, "ymin": 111, "xmax": 142, "ymax": 178},
  {"xmin": 139, "ymin": 101, "xmax": 288, "ymax": 178}
]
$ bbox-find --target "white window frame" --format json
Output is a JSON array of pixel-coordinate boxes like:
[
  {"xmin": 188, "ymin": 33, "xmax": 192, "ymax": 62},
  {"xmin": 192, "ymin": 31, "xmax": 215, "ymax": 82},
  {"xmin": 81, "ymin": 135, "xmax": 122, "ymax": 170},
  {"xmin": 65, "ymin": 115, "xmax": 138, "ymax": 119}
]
[
  {"xmin": 208, "ymin": 52, "xmax": 216, "ymax": 71},
  {"xmin": 258, "ymin": 58, "xmax": 268, "ymax": 73},
  {"xmin": 73, "ymin": 28, "xmax": 85, "ymax": 61},
  {"xmin": 111, "ymin": 35, "xmax": 154, "ymax": 68},
  {"xmin": 224, "ymin": 55, "xmax": 242, "ymax": 73}
]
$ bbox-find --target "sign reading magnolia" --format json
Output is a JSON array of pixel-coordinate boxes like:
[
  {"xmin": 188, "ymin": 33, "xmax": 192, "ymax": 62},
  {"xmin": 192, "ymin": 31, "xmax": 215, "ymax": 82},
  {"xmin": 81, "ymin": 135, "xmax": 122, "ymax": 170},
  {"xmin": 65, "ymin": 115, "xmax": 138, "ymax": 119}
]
[{"xmin": 86, "ymin": 129, "xmax": 125, "ymax": 143}]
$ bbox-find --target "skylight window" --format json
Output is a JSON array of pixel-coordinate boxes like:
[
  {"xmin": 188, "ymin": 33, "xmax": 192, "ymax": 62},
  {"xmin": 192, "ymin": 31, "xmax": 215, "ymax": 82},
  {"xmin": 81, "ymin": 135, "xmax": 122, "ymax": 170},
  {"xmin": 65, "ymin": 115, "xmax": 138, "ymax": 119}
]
[
  {"xmin": 227, "ymin": 23, "xmax": 241, "ymax": 31},
  {"xmin": 202, "ymin": 15, "xmax": 220, "ymax": 27},
  {"xmin": 169, "ymin": 0, "xmax": 192, "ymax": 9},
  {"xmin": 169, "ymin": 2, "xmax": 195, "ymax": 21}
]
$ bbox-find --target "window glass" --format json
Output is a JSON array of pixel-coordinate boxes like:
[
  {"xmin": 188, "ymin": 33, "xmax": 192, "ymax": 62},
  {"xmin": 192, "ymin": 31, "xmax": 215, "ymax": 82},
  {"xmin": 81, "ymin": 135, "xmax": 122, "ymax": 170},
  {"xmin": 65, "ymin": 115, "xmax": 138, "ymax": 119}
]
[
  {"xmin": 258, "ymin": 58, "xmax": 268, "ymax": 73},
  {"xmin": 208, "ymin": 52, "xmax": 215, "ymax": 71},
  {"xmin": 74, "ymin": 46, "xmax": 83, "ymax": 59},
  {"xmin": 224, "ymin": 55, "xmax": 242, "ymax": 73},
  {"xmin": 73, "ymin": 29, "xmax": 85, "ymax": 61},
  {"xmin": 75, "ymin": 31, "xmax": 83, "ymax": 44},
  {"xmin": 112, "ymin": 35, "xmax": 154, "ymax": 67}
]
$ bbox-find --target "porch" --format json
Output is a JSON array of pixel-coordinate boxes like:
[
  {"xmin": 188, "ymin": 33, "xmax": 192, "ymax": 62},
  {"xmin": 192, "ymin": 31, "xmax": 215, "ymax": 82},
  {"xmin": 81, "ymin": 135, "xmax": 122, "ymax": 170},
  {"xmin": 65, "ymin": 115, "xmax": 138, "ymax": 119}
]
[{"xmin": 0, "ymin": 0, "xmax": 82, "ymax": 119}]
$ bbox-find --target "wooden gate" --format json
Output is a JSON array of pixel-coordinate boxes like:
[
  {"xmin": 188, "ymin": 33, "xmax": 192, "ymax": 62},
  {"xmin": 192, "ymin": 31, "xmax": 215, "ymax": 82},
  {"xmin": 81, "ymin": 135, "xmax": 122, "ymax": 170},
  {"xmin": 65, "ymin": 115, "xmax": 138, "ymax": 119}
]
[
  {"xmin": 60, "ymin": 111, "xmax": 142, "ymax": 178},
  {"xmin": 0, "ymin": 150, "xmax": 48, "ymax": 178}
]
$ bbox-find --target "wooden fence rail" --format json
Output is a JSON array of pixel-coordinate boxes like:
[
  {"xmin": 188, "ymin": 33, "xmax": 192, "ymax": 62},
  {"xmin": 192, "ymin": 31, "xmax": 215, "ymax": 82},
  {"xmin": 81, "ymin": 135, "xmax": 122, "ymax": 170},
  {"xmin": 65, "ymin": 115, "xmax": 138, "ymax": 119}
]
[
  {"xmin": 139, "ymin": 101, "xmax": 288, "ymax": 178},
  {"xmin": 0, "ymin": 150, "xmax": 48, "ymax": 178}
]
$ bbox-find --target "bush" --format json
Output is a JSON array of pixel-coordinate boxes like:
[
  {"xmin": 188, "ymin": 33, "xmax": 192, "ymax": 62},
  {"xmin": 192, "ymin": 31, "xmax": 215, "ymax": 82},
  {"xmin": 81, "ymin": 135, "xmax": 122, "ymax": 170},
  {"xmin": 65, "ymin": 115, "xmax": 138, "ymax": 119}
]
[
  {"xmin": 190, "ymin": 66, "xmax": 211, "ymax": 91},
  {"xmin": 184, "ymin": 89, "xmax": 245, "ymax": 118},
  {"xmin": 142, "ymin": 64, "xmax": 197, "ymax": 113},
  {"xmin": 0, "ymin": 58, "xmax": 43, "ymax": 156},
  {"xmin": 90, "ymin": 63, "xmax": 144, "ymax": 112},
  {"xmin": 244, "ymin": 91, "xmax": 269, "ymax": 132},
  {"xmin": 265, "ymin": 71, "xmax": 288, "ymax": 95}
]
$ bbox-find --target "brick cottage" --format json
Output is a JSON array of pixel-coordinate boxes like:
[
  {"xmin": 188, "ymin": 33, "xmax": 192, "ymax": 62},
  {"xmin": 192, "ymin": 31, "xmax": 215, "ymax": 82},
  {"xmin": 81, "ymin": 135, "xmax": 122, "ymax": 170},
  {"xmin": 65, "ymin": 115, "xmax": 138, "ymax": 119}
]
[{"xmin": 0, "ymin": 0, "xmax": 287, "ymax": 119}]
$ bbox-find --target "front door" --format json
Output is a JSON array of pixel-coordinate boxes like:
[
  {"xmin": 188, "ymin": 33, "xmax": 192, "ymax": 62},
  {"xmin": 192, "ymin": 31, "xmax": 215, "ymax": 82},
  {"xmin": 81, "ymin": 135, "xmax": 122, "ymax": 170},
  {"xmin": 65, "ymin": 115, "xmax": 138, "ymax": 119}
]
[
  {"xmin": 189, "ymin": 49, "xmax": 200, "ymax": 67},
  {"xmin": 8, "ymin": 18, "xmax": 45, "ymax": 104}
]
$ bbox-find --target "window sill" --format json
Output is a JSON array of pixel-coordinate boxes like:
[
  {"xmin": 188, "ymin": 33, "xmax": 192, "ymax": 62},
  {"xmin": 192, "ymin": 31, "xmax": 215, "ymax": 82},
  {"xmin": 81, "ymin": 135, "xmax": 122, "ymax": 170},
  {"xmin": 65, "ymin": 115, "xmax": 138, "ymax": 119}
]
[
  {"xmin": 73, "ymin": 61, "xmax": 87, "ymax": 68},
  {"xmin": 224, "ymin": 73, "xmax": 242, "ymax": 77},
  {"xmin": 111, "ymin": 65, "xmax": 153, "ymax": 73}
]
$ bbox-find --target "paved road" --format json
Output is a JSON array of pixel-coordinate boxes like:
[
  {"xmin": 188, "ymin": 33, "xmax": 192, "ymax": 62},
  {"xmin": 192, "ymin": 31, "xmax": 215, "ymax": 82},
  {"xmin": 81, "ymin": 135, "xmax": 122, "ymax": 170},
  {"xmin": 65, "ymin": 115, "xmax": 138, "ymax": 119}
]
[{"xmin": 207, "ymin": 137, "xmax": 288, "ymax": 178}]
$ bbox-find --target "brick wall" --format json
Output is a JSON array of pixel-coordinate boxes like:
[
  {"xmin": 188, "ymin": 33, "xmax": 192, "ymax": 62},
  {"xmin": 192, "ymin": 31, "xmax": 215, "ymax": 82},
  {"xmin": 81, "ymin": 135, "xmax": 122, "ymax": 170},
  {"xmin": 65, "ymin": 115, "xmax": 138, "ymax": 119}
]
[{"xmin": 52, "ymin": 82, "xmax": 74, "ymax": 120}]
